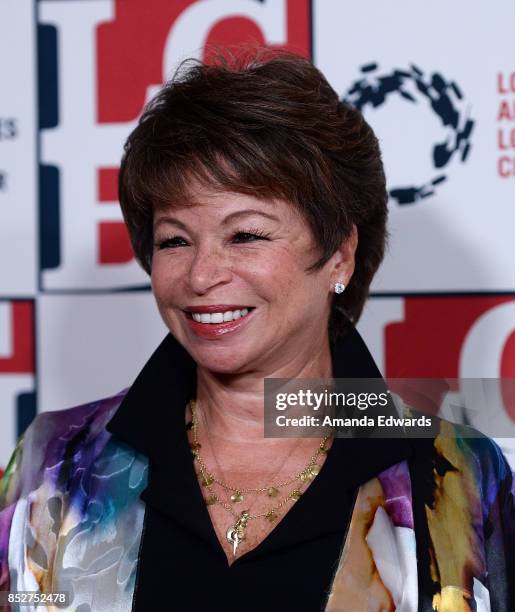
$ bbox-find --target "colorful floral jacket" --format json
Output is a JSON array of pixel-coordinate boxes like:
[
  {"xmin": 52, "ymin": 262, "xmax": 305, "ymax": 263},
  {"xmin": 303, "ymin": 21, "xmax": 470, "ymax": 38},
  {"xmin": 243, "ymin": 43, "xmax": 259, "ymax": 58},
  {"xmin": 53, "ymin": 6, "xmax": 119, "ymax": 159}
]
[
  {"xmin": 1, "ymin": 331, "xmax": 514, "ymax": 611},
  {"xmin": 1, "ymin": 389, "xmax": 514, "ymax": 611}
]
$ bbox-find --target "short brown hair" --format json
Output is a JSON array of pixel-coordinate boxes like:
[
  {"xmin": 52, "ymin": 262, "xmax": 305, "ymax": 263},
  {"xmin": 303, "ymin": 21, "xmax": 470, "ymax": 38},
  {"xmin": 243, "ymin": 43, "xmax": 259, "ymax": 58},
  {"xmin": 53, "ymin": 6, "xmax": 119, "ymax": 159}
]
[{"xmin": 118, "ymin": 49, "xmax": 388, "ymax": 342}]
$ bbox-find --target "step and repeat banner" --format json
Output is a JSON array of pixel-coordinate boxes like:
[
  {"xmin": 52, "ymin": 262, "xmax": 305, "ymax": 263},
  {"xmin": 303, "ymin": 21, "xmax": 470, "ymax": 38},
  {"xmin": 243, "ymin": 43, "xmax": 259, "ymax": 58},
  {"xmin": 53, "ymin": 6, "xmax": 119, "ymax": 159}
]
[{"xmin": 1, "ymin": 0, "xmax": 514, "ymax": 471}]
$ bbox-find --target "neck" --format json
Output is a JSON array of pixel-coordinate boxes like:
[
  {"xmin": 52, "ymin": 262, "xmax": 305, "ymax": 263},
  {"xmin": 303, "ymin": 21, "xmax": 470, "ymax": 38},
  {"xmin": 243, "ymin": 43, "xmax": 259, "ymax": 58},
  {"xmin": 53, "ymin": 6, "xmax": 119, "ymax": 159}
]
[{"xmin": 194, "ymin": 333, "xmax": 333, "ymax": 446}]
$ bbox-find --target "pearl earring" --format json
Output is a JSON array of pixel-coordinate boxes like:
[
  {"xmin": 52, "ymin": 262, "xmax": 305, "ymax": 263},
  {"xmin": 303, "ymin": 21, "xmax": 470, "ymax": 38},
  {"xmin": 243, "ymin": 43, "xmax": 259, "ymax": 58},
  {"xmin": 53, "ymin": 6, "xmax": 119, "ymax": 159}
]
[{"xmin": 334, "ymin": 281, "xmax": 345, "ymax": 294}]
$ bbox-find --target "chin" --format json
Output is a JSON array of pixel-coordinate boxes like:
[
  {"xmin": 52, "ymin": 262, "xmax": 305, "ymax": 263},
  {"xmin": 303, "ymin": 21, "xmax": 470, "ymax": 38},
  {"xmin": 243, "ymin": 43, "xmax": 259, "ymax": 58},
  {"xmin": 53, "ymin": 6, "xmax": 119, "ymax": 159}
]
[{"xmin": 189, "ymin": 343, "xmax": 258, "ymax": 374}]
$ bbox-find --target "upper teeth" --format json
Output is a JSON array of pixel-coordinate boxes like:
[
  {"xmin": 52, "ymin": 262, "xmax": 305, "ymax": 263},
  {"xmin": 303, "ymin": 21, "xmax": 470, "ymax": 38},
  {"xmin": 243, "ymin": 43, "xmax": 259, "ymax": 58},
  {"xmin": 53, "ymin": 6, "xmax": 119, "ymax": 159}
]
[{"xmin": 192, "ymin": 308, "xmax": 250, "ymax": 323}]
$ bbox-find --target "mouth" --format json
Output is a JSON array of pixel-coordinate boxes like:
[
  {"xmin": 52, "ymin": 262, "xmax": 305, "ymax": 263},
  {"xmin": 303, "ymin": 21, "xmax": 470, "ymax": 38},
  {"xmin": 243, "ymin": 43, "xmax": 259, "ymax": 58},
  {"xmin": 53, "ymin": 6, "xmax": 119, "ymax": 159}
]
[
  {"xmin": 182, "ymin": 306, "xmax": 256, "ymax": 338},
  {"xmin": 183, "ymin": 307, "xmax": 255, "ymax": 323}
]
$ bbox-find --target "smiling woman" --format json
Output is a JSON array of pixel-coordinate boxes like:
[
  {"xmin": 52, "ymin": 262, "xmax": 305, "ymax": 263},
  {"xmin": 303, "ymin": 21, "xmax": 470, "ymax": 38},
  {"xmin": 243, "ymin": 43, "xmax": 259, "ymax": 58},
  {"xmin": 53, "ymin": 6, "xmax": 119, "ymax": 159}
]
[
  {"xmin": 1, "ymin": 50, "xmax": 514, "ymax": 612},
  {"xmin": 119, "ymin": 51, "xmax": 385, "ymax": 340},
  {"xmin": 149, "ymin": 183, "xmax": 357, "ymax": 370}
]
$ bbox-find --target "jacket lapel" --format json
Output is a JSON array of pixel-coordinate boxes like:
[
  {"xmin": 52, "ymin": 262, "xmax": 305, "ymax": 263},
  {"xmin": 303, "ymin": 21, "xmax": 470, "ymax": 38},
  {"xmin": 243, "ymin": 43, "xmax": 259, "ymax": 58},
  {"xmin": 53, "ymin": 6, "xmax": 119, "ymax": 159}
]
[
  {"xmin": 325, "ymin": 459, "xmax": 418, "ymax": 612},
  {"xmin": 106, "ymin": 326, "xmax": 418, "ymax": 610}
]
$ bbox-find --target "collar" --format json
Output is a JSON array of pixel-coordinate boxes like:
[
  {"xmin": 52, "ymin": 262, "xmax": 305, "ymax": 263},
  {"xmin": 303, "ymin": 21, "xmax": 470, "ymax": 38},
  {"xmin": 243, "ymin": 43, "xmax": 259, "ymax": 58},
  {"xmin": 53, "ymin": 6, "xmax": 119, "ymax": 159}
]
[
  {"xmin": 106, "ymin": 323, "xmax": 413, "ymax": 488},
  {"xmin": 105, "ymin": 325, "xmax": 413, "ymax": 555}
]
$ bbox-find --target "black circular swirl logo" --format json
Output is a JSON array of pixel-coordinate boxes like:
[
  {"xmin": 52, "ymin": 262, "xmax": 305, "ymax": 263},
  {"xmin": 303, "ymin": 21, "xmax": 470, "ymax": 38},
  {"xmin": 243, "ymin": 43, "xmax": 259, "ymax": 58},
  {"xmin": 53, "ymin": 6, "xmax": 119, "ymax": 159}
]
[{"xmin": 344, "ymin": 63, "xmax": 475, "ymax": 204}]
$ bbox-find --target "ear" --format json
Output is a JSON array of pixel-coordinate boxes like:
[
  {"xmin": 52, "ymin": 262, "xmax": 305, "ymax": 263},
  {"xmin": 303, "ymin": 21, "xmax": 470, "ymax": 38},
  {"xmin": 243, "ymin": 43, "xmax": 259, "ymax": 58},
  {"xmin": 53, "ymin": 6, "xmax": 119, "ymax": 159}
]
[{"xmin": 330, "ymin": 224, "xmax": 358, "ymax": 287}]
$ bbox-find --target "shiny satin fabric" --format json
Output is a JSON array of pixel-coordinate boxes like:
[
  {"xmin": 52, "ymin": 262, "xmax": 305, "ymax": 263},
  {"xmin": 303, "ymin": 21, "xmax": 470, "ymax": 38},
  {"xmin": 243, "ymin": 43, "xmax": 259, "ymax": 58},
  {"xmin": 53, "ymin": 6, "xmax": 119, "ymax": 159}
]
[
  {"xmin": 1, "ymin": 390, "xmax": 514, "ymax": 611},
  {"xmin": 0, "ymin": 391, "xmax": 147, "ymax": 611}
]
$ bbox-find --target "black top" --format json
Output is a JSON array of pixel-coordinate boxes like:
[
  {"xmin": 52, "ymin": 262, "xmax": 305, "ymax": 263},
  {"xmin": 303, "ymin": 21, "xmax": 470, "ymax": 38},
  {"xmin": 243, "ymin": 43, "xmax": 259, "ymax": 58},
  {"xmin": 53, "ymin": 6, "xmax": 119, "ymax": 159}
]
[{"xmin": 106, "ymin": 325, "xmax": 413, "ymax": 612}]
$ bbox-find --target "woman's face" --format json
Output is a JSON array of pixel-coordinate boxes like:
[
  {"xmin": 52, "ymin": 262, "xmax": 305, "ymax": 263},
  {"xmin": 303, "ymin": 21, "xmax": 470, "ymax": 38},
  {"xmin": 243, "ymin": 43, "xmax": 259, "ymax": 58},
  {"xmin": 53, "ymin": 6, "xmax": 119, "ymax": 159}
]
[{"xmin": 151, "ymin": 183, "xmax": 356, "ymax": 374}]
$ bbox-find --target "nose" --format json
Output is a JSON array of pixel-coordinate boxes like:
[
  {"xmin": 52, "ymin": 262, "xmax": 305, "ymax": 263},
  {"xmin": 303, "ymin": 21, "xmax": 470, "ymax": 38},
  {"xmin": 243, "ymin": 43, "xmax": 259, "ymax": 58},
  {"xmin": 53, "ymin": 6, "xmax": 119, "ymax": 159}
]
[{"xmin": 188, "ymin": 241, "xmax": 233, "ymax": 294}]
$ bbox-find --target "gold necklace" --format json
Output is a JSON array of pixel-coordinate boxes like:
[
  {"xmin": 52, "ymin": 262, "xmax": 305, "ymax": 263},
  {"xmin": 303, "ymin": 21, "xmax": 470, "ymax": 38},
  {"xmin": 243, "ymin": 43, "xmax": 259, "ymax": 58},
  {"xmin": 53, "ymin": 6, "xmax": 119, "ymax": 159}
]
[{"xmin": 187, "ymin": 399, "xmax": 330, "ymax": 556}]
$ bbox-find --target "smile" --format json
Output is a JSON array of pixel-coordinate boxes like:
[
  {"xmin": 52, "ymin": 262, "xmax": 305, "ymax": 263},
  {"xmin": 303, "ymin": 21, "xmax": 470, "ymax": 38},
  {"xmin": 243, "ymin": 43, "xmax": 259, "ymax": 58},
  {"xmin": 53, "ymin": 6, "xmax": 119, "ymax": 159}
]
[
  {"xmin": 183, "ymin": 306, "xmax": 256, "ymax": 338},
  {"xmin": 190, "ymin": 308, "xmax": 251, "ymax": 324}
]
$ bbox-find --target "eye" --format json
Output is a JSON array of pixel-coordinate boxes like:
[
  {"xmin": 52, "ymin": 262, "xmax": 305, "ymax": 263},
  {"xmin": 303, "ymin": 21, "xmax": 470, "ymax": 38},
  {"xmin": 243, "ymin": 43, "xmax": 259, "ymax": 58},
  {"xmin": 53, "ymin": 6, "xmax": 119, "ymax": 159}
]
[
  {"xmin": 155, "ymin": 236, "xmax": 188, "ymax": 250},
  {"xmin": 154, "ymin": 228, "xmax": 271, "ymax": 250},
  {"xmin": 232, "ymin": 229, "xmax": 271, "ymax": 243}
]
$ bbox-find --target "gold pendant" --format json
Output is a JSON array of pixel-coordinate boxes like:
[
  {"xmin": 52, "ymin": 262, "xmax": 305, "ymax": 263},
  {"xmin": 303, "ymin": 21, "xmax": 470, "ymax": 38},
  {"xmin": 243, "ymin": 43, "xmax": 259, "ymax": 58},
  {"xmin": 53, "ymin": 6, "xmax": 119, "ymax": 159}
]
[
  {"xmin": 310, "ymin": 464, "xmax": 320, "ymax": 476},
  {"xmin": 226, "ymin": 526, "xmax": 242, "ymax": 556},
  {"xmin": 230, "ymin": 490, "xmax": 243, "ymax": 503},
  {"xmin": 199, "ymin": 473, "xmax": 214, "ymax": 486},
  {"xmin": 265, "ymin": 510, "xmax": 278, "ymax": 522},
  {"xmin": 226, "ymin": 510, "xmax": 249, "ymax": 556}
]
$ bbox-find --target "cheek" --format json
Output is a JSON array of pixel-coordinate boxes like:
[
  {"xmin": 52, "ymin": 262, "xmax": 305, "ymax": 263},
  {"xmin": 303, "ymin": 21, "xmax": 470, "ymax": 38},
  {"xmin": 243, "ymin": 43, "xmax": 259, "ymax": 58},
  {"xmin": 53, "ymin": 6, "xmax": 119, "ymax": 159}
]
[
  {"xmin": 241, "ymin": 254, "xmax": 309, "ymax": 305},
  {"xmin": 150, "ymin": 259, "xmax": 180, "ymax": 305},
  {"xmin": 237, "ymin": 251, "xmax": 297, "ymax": 297},
  {"xmin": 270, "ymin": 262, "xmax": 329, "ymax": 316}
]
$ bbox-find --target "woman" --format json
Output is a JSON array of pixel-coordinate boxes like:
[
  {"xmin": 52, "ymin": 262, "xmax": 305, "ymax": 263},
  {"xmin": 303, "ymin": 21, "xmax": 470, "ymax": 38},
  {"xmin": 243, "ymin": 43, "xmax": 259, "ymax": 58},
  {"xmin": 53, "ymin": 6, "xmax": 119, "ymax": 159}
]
[{"xmin": 1, "ymin": 51, "xmax": 514, "ymax": 612}]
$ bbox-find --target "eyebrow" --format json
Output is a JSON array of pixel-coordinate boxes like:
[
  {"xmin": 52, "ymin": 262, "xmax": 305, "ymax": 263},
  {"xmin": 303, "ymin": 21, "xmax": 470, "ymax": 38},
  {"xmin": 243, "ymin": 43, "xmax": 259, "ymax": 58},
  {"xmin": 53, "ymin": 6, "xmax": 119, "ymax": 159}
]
[{"xmin": 153, "ymin": 209, "xmax": 280, "ymax": 231}]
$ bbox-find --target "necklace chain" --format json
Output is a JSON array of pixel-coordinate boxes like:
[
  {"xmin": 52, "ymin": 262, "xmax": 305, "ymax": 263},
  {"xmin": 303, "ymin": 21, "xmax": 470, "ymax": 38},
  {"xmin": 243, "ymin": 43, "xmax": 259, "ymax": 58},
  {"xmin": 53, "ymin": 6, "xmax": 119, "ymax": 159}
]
[{"xmin": 187, "ymin": 398, "xmax": 331, "ymax": 555}]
